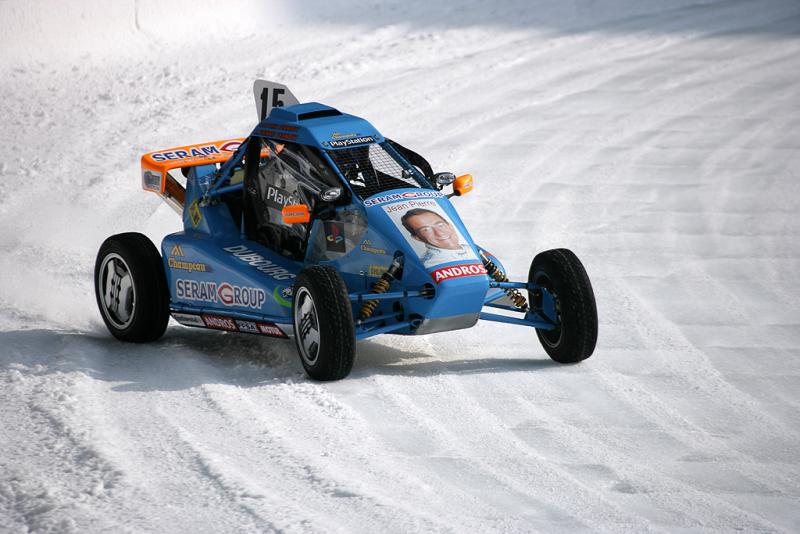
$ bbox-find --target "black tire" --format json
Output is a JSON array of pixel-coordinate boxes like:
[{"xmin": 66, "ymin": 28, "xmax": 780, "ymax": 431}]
[
  {"xmin": 528, "ymin": 249, "xmax": 597, "ymax": 363},
  {"xmin": 94, "ymin": 232, "xmax": 170, "ymax": 342},
  {"xmin": 292, "ymin": 266, "xmax": 356, "ymax": 381}
]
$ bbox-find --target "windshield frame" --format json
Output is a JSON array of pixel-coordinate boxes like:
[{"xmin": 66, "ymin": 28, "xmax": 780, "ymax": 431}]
[{"xmin": 323, "ymin": 141, "xmax": 434, "ymax": 203}]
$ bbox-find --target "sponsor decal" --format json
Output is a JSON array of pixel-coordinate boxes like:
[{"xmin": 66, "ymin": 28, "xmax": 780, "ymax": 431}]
[
  {"xmin": 223, "ymin": 245, "xmax": 296, "ymax": 280},
  {"xmin": 324, "ymin": 221, "xmax": 346, "ymax": 253},
  {"xmin": 368, "ymin": 264, "xmax": 387, "ymax": 278},
  {"xmin": 384, "ymin": 198, "xmax": 478, "ymax": 268},
  {"xmin": 257, "ymin": 322, "xmax": 288, "ymax": 338},
  {"xmin": 235, "ymin": 319, "xmax": 259, "ymax": 334},
  {"xmin": 217, "ymin": 282, "xmax": 266, "ymax": 308},
  {"xmin": 171, "ymin": 313, "xmax": 205, "ymax": 327},
  {"xmin": 189, "ymin": 200, "xmax": 202, "ymax": 227},
  {"xmin": 256, "ymin": 129, "xmax": 298, "ymax": 141},
  {"xmin": 142, "ymin": 170, "xmax": 161, "ymax": 191},
  {"xmin": 168, "ymin": 257, "xmax": 210, "ymax": 273},
  {"xmin": 152, "ymin": 144, "xmax": 221, "ymax": 162},
  {"xmin": 195, "ymin": 313, "xmax": 289, "ymax": 337},
  {"xmin": 175, "ymin": 279, "xmax": 267, "ymax": 309},
  {"xmin": 265, "ymin": 184, "xmax": 299, "ymax": 210},
  {"xmin": 220, "ymin": 140, "xmax": 241, "ymax": 152},
  {"xmin": 203, "ymin": 314, "xmax": 237, "ymax": 331},
  {"xmin": 430, "ymin": 263, "xmax": 487, "ymax": 284},
  {"xmin": 331, "ymin": 132, "xmax": 359, "ymax": 140},
  {"xmin": 273, "ymin": 286, "xmax": 293, "ymax": 308},
  {"xmin": 261, "ymin": 123, "xmax": 299, "ymax": 132},
  {"xmin": 363, "ymin": 190, "xmax": 443, "ymax": 207},
  {"xmin": 328, "ymin": 136, "xmax": 375, "ymax": 149},
  {"xmin": 360, "ymin": 240, "xmax": 386, "ymax": 255},
  {"xmin": 384, "ymin": 198, "xmax": 437, "ymax": 214},
  {"xmin": 170, "ymin": 244, "xmax": 184, "ymax": 257}
]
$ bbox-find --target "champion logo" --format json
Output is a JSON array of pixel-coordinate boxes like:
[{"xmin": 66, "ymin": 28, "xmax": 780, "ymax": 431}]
[
  {"xmin": 430, "ymin": 263, "xmax": 487, "ymax": 284},
  {"xmin": 170, "ymin": 244, "xmax": 184, "ymax": 257}
]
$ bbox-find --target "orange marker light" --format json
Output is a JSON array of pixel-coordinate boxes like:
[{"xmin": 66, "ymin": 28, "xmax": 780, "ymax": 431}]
[
  {"xmin": 454, "ymin": 174, "xmax": 474, "ymax": 196},
  {"xmin": 282, "ymin": 204, "xmax": 311, "ymax": 224}
]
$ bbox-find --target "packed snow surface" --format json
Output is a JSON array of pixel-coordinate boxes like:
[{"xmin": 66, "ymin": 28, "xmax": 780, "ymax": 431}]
[{"xmin": 1, "ymin": 1, "xmax": 799, "ymax": 532}]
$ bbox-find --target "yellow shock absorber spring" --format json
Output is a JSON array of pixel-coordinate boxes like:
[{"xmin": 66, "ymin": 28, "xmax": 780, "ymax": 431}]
[
  {"xmin": 480, "ymin": 251, "xmax": 529, "ymax": 311},
  {"xmin": 359, "ymin": 277, "xmax": 390, "ymax": 319},
  {"xmin": 359, "ymin": 255, "xmax": 404, "ymax": 320}
]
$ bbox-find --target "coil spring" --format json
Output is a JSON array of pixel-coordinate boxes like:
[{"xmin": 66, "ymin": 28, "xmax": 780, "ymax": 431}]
[
  {"xmin": 482, "ymin": 254, "xmax": 529, "ymax": 311},
  {"xmin": 359, "ymin": 277, "xmax": 390, "ymax": 319}
]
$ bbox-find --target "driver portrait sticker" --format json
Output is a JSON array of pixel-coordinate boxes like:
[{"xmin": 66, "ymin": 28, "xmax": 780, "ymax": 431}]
[{"xmin": 382, "ymin": 199, "xmax": 477, "ymax": 269}]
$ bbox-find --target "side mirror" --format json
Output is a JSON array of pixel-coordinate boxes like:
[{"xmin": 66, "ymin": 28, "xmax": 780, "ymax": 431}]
[
  {"xmin": 433, "ymin": 172, "xmax": 456, "ymax": 190},
  {"xmin": 453, "ymin": 174, "xmax": 473, "ymax": 196},
  {"xmin": 282, "ymin": 204, "xmax": 310, "ymax": 224}
]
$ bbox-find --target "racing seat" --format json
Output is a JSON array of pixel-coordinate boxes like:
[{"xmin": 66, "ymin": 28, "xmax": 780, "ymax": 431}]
[{"xmin": 243, "ymin": 145, "xmax": 306, "ymax": 260}]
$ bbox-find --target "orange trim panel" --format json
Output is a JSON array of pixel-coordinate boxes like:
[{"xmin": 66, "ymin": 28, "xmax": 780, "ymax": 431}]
[{"xmin": 141, "ymin": 138, "xmax": 245, "ymax": 182}]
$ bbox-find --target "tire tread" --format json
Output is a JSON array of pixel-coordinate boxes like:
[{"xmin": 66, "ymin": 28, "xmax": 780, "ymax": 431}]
[
  {"xmin": 529, "ymin": 248, "xmax": 597, "ymax": 363},
  {"xmin": 94, "ymin": 232, "xmax": 169, "ymax": 342},
  {"xmin": 294, "ymin": 266, "xmax": 355, "ymax": 380}
]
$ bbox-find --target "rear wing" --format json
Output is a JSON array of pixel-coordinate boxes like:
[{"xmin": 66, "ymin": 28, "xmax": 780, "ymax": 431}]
[{"xmin": 141, "ymin": 138, "xmax": 244, "ymax": 213}]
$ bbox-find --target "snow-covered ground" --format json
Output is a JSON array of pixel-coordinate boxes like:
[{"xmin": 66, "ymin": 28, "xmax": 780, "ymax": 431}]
[{"xmin": 1, "ymin": 1, "xmax": 799, "ymax": 532}]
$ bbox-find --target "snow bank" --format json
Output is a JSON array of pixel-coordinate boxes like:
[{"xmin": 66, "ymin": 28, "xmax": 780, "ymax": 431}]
[
  {"xmin": 1, "ymin": 0, "xmax": 799, "ymax": 531},
  {"xmin": 0, "ymin": 0, "xmax": 288, "ymax": 66}
]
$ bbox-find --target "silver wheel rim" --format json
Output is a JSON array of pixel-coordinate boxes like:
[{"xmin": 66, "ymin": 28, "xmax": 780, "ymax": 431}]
[
  {"xmin": 294, "ymin": 287, "xmax": 321, "ymax": 366},
  {"xmin": 98, "ymin": 253, "xmax": 136, "ymax": 330}
]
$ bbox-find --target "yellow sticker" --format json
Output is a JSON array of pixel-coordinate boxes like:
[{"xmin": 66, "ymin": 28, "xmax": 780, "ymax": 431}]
[
  {"xmin": 189, "ymin": 200, "xmax": 202, "ymax": 228},
  {"xmin": 360, "ymin": 239, "xmax": 387, "ymax": 255},
  {"xmin": 368, "ymin": 264, "xmax": 387, "ymax": 278},
  {"xmin": 168, "ymin": 257, "xmax": 209, "ymax": 273}
]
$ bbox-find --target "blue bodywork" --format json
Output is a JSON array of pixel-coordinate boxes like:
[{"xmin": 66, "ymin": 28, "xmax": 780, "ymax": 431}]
[{"xmin": 162, "ymin": 102, "xmax": 558, "ymax": 340}]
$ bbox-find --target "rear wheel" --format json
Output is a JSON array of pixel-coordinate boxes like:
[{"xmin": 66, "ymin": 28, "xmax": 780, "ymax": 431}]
[
  {"xmin": 94, "ymin": 233, "xmax": 170, "ymax": 342},
  {"xmin": 292, "ymin": 266, "xmax": 355, "ymax": 381},
  {"xmin": 529, "ymin": 249, "xmax": 597, "ymax": 363}
]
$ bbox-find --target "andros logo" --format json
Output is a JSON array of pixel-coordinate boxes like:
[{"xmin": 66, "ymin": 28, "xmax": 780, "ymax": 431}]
[{"xmin": 430, "ymin": 263, "xmax": 487, "ymax": 284}]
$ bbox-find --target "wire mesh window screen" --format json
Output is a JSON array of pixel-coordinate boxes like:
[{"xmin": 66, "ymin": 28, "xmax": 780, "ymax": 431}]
[{"xmin": 327, "ymin": 143, "xmax": 429, "ymax": 200}]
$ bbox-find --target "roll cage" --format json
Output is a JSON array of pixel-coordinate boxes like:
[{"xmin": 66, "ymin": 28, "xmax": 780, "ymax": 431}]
[{"xmin": 207, "ymin": 136, "xmax": 435, "ymax": 207}]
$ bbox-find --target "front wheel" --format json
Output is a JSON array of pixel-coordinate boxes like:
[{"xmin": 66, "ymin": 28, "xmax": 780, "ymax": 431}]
[
  {"xmin": 94, "ymin": 233, "xmax": 170, "ymax": 342},
  {"xmin": 529, "ymin": 249, "xmax": 597, "ymax": 363},
  {"xmin": 292, "ymin": 266, "xmax": 356, "ymax": 381}
]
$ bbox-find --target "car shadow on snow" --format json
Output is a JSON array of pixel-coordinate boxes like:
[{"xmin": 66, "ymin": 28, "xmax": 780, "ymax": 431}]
[
  {"xmin": 0, "ymin": 327, "xmax": 563, "ymax": 392},
  {"xmin": 352, "ymin": 341, "xmax": 561, "ymax": 378}
]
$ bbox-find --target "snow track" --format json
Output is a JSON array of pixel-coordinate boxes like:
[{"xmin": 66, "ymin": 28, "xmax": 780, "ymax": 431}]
[{"xmin": 2, "ymin": 1, "xmax": 799, "ymax": 532}]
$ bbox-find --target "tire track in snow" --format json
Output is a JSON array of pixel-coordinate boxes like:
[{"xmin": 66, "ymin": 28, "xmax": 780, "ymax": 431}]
[
  {"xmin": 185, "ymin": 380, "xmax": 454, "ymax": 533},
  {"xmin": 342, "ymin": 367, "xmax": 650, "ymax": 532}
]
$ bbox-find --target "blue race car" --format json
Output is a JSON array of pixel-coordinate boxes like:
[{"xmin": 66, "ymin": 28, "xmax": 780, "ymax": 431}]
[{"xmin": 94, "ymin": 81, "xmax": 598, "ymax": 380}]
